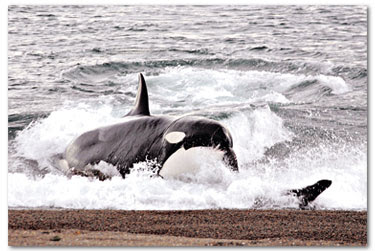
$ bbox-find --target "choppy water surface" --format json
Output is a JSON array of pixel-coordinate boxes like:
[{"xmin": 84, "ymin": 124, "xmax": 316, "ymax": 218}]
[{"xmin": 8, "ymin": 5, "xmax": 367, "ymax": 210}]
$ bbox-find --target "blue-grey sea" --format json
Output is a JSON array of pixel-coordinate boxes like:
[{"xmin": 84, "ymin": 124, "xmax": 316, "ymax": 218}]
[{"xmin": 8, "ymin": 5, "xmax": 367, "ymax": 210}]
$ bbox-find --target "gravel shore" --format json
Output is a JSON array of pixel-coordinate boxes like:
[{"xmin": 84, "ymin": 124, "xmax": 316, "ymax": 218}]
[{"xmin": 8, "ymin": 209, "xmax": 367, "ymax": 246}]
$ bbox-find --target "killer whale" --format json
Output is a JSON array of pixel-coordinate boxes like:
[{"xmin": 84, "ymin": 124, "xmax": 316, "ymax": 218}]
[
  {"xmin": 63, "ymin": 73, "xmax": 238, "ymax": 179},
  {"xmin": 61, "ymin": 73, "xmax": 332, "ymax": 207}
]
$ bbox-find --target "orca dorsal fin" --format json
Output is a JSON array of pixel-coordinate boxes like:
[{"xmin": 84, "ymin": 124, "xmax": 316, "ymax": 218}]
[{"xmin": 126, "ymin": 73, "xmax": 150, "ymax": 116}]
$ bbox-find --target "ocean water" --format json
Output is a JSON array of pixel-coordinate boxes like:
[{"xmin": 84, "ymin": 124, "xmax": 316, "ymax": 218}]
[{"xmin": 8, "ymin": 5, "xmax": 367, "ymax": 210}]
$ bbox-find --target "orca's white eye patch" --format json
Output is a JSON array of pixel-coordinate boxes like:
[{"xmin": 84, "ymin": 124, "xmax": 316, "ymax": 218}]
[{"xmin": 164, "ymin": 131, "xmax": 186, "ymax": 144}]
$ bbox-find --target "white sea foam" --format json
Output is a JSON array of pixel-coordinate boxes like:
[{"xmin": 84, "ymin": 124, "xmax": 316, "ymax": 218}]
[
  {"xmin": 223, "ymin": 107, "xmax": 294, "ymax": 165},
  {"xmin": 8, "ymin": 102, "xmax": 366, "ymax": 210},
  {"xmin": 8, "ymin": 141, "xmax": 366, "ymax": 210},
  {"xmin": 140, "ymin": 67, "xmax": 351, "ymax": 110}
]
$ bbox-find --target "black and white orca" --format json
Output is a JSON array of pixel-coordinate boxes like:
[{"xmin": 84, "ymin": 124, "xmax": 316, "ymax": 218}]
[
  {"xmin": 61, "ymin": 73, "xmax": 238, "ymax": 180},
  {"xmin": 60, "ymin": 73, "xmax": 331, "ymax": 207}
]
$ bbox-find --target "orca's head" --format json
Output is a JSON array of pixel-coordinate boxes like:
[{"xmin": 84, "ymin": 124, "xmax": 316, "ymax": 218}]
[{"xmin": 160, "ymin": 116, "xmax": 238, "ymax": 176}]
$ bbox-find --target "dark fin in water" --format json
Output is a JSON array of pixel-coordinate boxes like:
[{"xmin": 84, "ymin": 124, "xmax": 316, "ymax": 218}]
[
  {"xmin": 126, "ymin": 73, "xmax": 150, "ymax": 116},
  {"xmin": 288, "ymin": 179, "xmax": 332, "ymax": 209}
]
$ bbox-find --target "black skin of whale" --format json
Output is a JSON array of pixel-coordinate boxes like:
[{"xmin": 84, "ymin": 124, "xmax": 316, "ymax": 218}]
[
  {"xmin": 288, "ymin": 179, "xmax": 332, "ymax": 209},
  {"xmin": 64, "ymin": 73, "xmax": 238, "ymax": 179},
  {"xmin": 63, "ymin": 73, "xmax": 332, "ymax": 208}
]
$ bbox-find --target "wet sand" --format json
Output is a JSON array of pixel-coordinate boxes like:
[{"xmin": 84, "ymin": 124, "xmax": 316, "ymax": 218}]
[{"xmin": 8, "ymin": 209, "xmax": 367, "ymax": 246}]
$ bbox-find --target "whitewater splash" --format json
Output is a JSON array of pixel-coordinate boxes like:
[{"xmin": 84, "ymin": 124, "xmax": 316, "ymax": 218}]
[
  {"xmin": 8, "ymin": 141, "xmax": 366, "ymax": 210},
  {"xmin": 8, "ymin": 68, "xmax": 365, "ymax": 210},
  {"xmin": 8, "ymin": 106, "xmax": 366, "ymax": 210}
]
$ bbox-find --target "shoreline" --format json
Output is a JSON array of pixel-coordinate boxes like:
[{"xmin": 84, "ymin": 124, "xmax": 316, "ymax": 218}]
[{"xmin": 8, "ymin": 209, "xmax": 367, "ymax": 246}]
